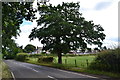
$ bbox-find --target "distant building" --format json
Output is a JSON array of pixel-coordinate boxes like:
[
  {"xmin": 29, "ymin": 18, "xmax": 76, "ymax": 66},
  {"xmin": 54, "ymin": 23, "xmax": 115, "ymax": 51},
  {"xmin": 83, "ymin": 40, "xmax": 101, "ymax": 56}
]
[{"xmin": 36, "ymin": 47, "xmax": 43, "ymax": 54}]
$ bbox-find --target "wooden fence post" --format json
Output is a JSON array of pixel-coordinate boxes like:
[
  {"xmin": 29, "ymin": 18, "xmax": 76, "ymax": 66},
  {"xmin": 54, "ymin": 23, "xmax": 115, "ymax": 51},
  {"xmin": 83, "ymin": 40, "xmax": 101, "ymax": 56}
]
[
  {"xmin": 86, "ymin": 59, "xmax": 88, "ymax": 67},
  {"xmin": 65, "ymin": 59, "xmax": 67, "ymax": 64},
  {"xmin": 75, "ymin": 59, "xmax": 77, "ymax": 67}
]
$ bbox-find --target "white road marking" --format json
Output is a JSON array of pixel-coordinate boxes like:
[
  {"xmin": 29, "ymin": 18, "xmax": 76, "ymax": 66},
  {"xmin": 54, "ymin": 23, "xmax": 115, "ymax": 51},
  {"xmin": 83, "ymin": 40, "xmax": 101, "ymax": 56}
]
[
  {"xmin": 48, "ymin": 75, "xmax": 58, "ymax": 80},
  {"xmin": 20, "ymin": 65, "xmax": 39, "ymax": 73},
  {"xmin": 32, "ymin": 69, "xmax": 39, "ymax": 72},
  {"xmin": 11, "ymin": 71, "xmax": 15, "ymax": 80}
]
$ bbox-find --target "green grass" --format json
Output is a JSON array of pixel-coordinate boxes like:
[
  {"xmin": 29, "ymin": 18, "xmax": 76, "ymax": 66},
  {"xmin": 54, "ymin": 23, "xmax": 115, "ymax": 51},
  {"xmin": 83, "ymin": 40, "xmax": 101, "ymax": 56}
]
[
  {"xmin": 0, "ymin": 54, "xmax": 12, "ymax": 79},
  {"xmin": 28, "ymin": 55, "xmax": 96, "ymax": 68},
  {"xmin": 0, "ymin": 60, "xmax": 12, "ymax": 79},
  {"xmin": 54, "ymin": 55, "xmax": 95, "ymax": 68}
]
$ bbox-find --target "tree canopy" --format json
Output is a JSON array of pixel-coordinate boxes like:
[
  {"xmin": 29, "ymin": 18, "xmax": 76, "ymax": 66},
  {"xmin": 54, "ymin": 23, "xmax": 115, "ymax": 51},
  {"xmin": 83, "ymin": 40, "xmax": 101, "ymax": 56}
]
[
  {"xmin": 2, "ymin": 2, "xmax": 36, "ymax": 56},
  {"xmin": 24, "ymin": 44, "xmax": 36, "ymax": 53},
  {"xmin": 29, "ymin": 2, "xmax": 106, "ymax": 64}
]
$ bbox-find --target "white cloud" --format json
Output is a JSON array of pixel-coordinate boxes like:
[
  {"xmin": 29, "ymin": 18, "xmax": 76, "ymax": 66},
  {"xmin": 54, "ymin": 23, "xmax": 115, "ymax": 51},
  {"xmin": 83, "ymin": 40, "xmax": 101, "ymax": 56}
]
[
  {"xmin": 80, "ymin": 0, "xmax": 119, "ymax": 48},
  {"xmin": 15, "ymin": 24, "xmax": 43, "ymax": 48}
]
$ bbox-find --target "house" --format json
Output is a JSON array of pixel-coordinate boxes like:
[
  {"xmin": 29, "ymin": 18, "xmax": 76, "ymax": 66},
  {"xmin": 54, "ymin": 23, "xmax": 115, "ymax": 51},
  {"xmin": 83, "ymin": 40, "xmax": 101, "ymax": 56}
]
[{"xmin": 36, "ymin": 47, "xmax": 43, "ymax": 54}]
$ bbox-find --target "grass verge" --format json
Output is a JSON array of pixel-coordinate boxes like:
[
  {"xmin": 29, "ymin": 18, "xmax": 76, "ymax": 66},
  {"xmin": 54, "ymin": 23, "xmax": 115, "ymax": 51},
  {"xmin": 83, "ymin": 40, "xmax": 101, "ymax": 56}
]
[
  {"xmin": 25, "ymin": 59, "xmax": 120, "ymax": 79},
  {"xmin": 0, "ymin": 60, "xmax": 12, "ymax": 80}
]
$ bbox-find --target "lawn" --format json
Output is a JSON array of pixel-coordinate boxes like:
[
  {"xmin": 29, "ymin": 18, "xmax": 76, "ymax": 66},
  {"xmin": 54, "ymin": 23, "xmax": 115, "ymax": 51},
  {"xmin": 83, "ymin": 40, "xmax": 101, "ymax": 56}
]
[
  {"xmin": 54, "ymin": 55, "xmax": 96, "ymax": 68},
  {"xmin": 28, "ymin": 55, "xmax": 96, "ymax": 68}
]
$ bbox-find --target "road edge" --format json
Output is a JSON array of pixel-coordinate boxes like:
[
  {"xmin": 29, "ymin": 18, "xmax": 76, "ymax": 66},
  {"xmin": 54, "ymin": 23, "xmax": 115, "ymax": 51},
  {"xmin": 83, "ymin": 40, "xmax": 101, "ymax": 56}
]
[{"xmin": 10, "ymin": 71, "xmax": 15, "ymax": 80}]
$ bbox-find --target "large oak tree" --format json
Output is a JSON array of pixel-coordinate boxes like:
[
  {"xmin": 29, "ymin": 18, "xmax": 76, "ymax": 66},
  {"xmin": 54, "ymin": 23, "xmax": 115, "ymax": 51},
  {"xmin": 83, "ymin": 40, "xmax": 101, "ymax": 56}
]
[{"xmin": 29, "ymin": 2, "xmax": 106, "ymax": 64}]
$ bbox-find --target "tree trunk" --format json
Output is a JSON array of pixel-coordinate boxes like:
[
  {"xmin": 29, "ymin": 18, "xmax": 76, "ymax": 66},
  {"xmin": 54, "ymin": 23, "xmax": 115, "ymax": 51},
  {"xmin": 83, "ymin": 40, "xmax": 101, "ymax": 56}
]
[{"xmin": 58, "ymin": 52, "xmax": 62, "ymax": 64}]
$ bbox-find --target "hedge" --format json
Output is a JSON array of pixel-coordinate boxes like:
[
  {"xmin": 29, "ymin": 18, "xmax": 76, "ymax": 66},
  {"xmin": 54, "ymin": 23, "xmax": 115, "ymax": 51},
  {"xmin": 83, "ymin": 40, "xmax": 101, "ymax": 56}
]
[
  {"xmin": 89, "ymin": 48, "xmax": 120, "ymax": 72},
  {"xmin": 38, "ymin": 56, "xmax": 54, "ymax": 63},
  {"xmin": 15, "ymin": 53, "xmax": 28, "ymax": 62}
]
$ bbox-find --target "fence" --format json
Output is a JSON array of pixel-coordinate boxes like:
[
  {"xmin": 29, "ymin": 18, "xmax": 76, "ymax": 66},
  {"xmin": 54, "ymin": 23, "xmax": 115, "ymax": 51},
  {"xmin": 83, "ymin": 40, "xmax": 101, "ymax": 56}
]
[
  {"xmin": 28, "ymin": 55, "xmax": 95, "ymax": 68},
  {"xmin": 53, "ymin": 56, "xmax": 95, "ymax": 68}
]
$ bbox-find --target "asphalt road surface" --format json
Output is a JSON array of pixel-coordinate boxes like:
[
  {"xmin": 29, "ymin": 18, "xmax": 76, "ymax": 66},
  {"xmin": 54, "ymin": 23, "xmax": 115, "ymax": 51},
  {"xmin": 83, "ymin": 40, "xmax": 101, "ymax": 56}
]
[{"xmin": 4, "ymin": 60, "xmax": 101, "ymax": 80}]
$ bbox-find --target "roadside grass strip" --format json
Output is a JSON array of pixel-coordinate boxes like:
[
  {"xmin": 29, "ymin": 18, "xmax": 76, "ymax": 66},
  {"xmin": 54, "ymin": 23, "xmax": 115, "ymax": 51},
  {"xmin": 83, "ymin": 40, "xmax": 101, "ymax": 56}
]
[{"xmin": 1, "ymin": 60, "xmax": 12, "ymax": 79}]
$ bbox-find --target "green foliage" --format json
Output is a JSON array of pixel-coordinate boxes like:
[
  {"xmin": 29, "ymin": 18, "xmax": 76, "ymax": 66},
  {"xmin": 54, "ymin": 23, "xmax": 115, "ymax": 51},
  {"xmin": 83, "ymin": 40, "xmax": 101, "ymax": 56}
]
[
  {"xmin": 38, "ymin": 56, "xmax": 54, "ymax": 63},
  {"xmin": 29, "ymin": 54, "xmax": 42, "ymax": 57},
  {"xmin": 2, "ymin": 45, "xmax": 23, "ymax": 59},
  {"xmin": 24, "ymin": 44, "xmax": 36, "ymax": 53},
  {"xmin": 29, "ymin": 2, "xmax": 106, "ymax": 64},
  {"xmin": 89, "ymin": 48, "xmax": 120, "ymax": 72},
  {"xmin": 41, "ymin": 52, "xmax": 46, "ymax": 55},
  {"xmin": 2, "ymin": 2, "xmax": 36, "ymax": 56},
  {"xmin": 1, "ymin": 61, "xmax": 12, "ymax": 78},
  {"xmin": 15, "ymin": 53, "xmax": 28, "ymax": 61}
]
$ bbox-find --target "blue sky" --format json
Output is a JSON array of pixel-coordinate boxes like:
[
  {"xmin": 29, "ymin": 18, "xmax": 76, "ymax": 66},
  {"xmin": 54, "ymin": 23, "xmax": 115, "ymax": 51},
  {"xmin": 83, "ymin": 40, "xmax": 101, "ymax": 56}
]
[
  {"xmin": 15, "ymin": 0, "xmax": 119, "ymax": 48},
  {"xmin": 20, "ymin": 19, "xmax": 32, "ymax": 26},
  {"xmin": 94, "ymin": 1, "xmax": 112, "ymax": 10}
]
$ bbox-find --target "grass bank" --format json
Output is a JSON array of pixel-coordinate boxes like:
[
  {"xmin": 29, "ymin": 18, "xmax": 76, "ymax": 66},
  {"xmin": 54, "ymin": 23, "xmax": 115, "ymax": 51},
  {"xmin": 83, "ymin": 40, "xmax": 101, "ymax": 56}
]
[
  {"xmin": 0, "ymin": 60, "xmax": 12, "ymax": 80},
  {"xmin": 0, "ymin": 54, "xmax": 12, "ymax": 80}
]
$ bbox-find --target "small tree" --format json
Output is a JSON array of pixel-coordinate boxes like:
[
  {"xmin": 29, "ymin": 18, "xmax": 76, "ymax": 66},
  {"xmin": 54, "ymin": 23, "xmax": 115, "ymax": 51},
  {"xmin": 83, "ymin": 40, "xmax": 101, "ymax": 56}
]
[
  {"xmin": 94, "ymin": 47, "xmax": 101, "ymax": 52},
  {"xmin": 103, "ymin": 46, "xmax": 107, "ymax": 50},
  {"xmin": 24, "ymin": 44, "xmax": 36, "ymax": 53},
  {"xmin": 87, "ymin": 48, "xmax": 92, "ymax": 53},
  {"xmin": 29, "ymin": 2, "xmax": 106, "ymax": 64}
]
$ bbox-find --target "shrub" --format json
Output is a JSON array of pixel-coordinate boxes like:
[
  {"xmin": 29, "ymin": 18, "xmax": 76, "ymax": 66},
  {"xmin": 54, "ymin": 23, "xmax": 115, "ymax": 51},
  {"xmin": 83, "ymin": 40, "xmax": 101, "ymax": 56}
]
[
  {"xmin": 38, "ymin": 56, "xmax": 54, "ymax": 63},
  {"xmin": 15, "ymin": 53, "xmax": 28, "ymax": 62},
  {"xmin": 89, "ymin": 48, "xmax": 120, "ymax": 72},
  {"xmin": 29, "ymin": 54, "xmax": 41, "ymax": 57}
]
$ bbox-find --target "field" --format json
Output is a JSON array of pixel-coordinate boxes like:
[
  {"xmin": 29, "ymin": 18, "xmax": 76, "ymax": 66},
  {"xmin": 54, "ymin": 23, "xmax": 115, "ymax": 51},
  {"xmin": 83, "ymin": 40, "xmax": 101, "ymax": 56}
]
[
  {"xmin": 54, "ymin": 55, "xmax": 95, "ymax": 68},
  {"xmin": 28, "ymin": 55, "xmax": 96, "ymax": 68}
]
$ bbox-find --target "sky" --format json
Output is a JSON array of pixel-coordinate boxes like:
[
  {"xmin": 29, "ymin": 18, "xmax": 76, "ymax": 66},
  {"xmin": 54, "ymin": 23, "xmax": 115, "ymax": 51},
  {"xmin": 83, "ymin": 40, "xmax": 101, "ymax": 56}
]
[{"xmin": 14, "ymin": 0, "xmax": 119, "ymax": 49}]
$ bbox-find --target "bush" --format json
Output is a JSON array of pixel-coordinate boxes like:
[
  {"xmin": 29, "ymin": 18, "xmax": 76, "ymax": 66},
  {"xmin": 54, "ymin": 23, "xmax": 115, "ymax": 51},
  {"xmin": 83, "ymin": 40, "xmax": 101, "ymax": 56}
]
[
  {"xmin": 89, "ymin": 48, "xmax": 120, "ymax": 72},
  {"xmin": 38, "ymin": 56, "xmax": 54, "ymax": 63},
  {"xmin": 29, "ymin": 54, "xmax": 41, "ymax": 57},
  {"xmin": 15, "ymin": 53, "xmax": 28, "ymax": 62},
  {"xmin": 3, "ymin": 54, "xmax": 15, "ymax": 59}
]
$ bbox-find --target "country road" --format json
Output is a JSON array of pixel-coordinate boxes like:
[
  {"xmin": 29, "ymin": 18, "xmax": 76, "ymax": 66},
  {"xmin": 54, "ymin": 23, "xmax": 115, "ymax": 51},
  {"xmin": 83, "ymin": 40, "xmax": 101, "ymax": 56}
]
[{"xmin": 4, "ymin": 60, "xmax": 101, "ymax": 80}]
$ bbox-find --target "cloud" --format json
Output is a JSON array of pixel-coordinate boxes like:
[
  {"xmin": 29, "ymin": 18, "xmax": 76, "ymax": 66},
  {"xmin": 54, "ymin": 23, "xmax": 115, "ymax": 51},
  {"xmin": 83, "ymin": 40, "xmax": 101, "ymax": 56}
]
[
  {"xmin": 108, "ymin": 37, "xmax": 119, "ymax": 42},
  {"xmin": 15, "ymin": 21, "xmax": 42, "ymax": 48},
  {"xmin": 103, "ymin": 39, "xmax": 118, "ymax": 49},
  {"xmin": 78, "ymin": 0, "xmax": 119, "ymax": 48}
]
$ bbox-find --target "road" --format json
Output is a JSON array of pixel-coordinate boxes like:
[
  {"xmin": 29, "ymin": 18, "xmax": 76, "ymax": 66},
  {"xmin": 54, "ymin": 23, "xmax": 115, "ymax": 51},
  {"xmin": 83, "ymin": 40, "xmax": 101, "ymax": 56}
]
[{"xmin": 4, "ymin": 60, "xmax": 101, "ymax": 80}]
